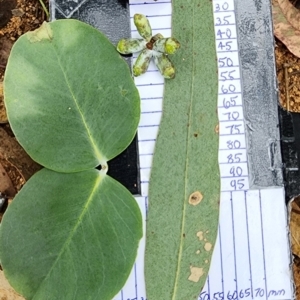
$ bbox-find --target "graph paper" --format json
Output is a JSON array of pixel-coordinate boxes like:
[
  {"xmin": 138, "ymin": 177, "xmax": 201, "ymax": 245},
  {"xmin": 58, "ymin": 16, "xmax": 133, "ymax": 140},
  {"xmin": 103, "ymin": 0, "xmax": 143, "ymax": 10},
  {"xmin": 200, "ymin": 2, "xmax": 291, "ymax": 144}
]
[{"xmin": 113, "ymin": 1, "xmax": 294, "ymax": 299}]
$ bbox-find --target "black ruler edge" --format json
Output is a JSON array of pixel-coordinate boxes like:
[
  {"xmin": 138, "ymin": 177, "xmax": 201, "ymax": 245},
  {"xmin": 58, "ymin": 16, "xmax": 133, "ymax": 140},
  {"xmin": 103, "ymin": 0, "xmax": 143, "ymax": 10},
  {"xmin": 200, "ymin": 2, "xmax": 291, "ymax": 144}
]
[{"xmin": 281, "ymin": 109, "xmax": 300, "ymax": 202}]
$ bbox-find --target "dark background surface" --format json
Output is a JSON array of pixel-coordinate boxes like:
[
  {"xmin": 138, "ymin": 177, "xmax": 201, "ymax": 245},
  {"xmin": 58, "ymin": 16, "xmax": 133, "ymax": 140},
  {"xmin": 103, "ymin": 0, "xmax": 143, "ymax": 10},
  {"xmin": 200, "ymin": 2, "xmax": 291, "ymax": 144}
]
[{"xmin": 279, "ymin": 109, "xmax": 300, "ymax": 202}]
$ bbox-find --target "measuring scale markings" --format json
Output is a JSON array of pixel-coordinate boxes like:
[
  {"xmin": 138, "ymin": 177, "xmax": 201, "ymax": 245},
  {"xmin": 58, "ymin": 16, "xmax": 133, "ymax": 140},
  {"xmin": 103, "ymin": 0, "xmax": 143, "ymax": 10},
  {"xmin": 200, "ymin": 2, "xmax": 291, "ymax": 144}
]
[
  {"xmin": 213, "ymin": 0, "xmax": 249, "ymax": 193},
  {"xmin": 199, "ymin": 0, "xmax": 292, "ymax": 299},
  {"xmin": 111, "ymin": 0, "xmax": 293, "ymax": 299}
]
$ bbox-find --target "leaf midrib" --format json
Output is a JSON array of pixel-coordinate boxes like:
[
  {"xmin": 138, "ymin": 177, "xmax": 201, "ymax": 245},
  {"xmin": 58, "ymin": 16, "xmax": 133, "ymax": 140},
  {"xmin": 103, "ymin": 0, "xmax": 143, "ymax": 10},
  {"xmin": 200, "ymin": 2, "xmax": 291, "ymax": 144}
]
[
  {"xmin": 53, "ymin": 46, "xmax": 106, "ymax": 164},
  {"xmin": 32, "ymin": 174, "xmax": 102, "ymax": 299},
  {"xmin": 171, "ymin": 3, "xmax": 196, "ymax": 299}
]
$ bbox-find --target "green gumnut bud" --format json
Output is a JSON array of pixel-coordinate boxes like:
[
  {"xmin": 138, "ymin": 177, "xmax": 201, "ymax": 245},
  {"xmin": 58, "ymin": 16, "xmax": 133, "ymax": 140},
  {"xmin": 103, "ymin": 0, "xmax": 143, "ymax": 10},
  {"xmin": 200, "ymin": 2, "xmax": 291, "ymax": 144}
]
[
  {"xmin": 117, "ymin": 38, "xmax": 146, "ymax": 54},
  {"xmin": 133, "ymin": 49, "xmax": 153, "ymax": 77},
  {"xmin": 153, "ymin": 37, "xmax": 181, "ymax": 54},
  {"xmin": 134, "ymin": 14, "xmax": 152, "ymax": 41},
  {"xmin": 151, "ymin": 33, "xmax": 164, "ymax": 43},
  {"xmin": 154, "ymin": 53, "xmax": 175, "ymax": 79}
]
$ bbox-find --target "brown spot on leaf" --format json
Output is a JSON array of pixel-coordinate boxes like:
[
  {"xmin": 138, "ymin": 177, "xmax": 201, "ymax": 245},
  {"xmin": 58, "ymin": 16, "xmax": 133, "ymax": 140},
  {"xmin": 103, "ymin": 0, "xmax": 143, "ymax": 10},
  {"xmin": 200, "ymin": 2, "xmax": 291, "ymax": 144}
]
[
  {"xmin": 189, "ymin": 191, "xmax": 203, "ymax": 206},
  {"xmin": 197, "ymin": 231, "xmax": 204, "ymax": 240},
  {"xmin": 215, "ymin": 124, "xmax": 219, "ymax": 134},
  {"xmin": 204, "ymin": 242, "xmax": 212, "ymax": 252},
  {"xmin": 194, "ymin": 133, "xmax": 198, "ymax": 137},
  {"xmin": 188, "ymin": 266, "xmax": 204, "ymax": 282}
]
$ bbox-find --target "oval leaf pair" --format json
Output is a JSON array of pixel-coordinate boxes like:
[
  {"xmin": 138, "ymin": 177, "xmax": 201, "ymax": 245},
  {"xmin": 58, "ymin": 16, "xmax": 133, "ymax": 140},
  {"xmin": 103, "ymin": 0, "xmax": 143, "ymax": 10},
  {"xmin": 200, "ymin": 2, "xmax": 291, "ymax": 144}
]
[
  {"xmin": 0, "ymin": 168, "xmax": 143, "ymax": 299},
  {"xmin": 4, "ymin": 20, "xmax": 140, "ymax": 172},
  {"xmin": 1, "ymin": 19, "xmax": 142, "ymax": 300}
]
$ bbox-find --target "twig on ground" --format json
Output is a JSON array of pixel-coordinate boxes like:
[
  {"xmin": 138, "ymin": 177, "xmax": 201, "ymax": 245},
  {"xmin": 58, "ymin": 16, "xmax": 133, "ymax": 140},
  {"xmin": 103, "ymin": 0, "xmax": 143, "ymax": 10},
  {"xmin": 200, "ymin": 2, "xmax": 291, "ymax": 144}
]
[{"xmin": 38, "ymin": 0, "xmax": 49, "ymax": 20}]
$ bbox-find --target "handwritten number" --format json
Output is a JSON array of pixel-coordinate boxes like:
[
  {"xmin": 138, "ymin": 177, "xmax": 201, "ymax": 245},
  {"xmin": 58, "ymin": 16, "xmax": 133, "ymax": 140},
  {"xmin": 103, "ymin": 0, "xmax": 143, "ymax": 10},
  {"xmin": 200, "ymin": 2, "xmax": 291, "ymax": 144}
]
[
  {"xmin": 199, "ymin": 288, "xmax": 285, "ymax": 300},
  {"xmin": 225, "ymin": 124, "xmax": 241, "ymax": 134},
  {"xmin": 218, "ymin": 57, "xmax": 233, "ymax": 67},
  {"xmin": 230, "ymin": 179, "xmax": 245, "ymax": 190},
  {"xmin": 221, "ymin": 84, "xmax": 236, "ymax": 94},
  {"xmin": 227, "ymin": 153, "xmax": 242, "ymax": 163},
  {"xmin": 226, "ymin": 140, "xmax": 240, "ymax": 149}
]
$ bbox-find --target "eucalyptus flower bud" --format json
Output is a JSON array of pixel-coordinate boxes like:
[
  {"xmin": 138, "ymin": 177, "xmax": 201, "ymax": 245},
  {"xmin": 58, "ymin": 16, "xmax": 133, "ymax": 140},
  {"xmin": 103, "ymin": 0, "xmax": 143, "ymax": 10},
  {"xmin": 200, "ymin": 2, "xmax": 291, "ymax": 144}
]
[
  {"xmin": 117, "ymin": 13, "xmax": 180, "ymax": 79},
  {"xmin": 133, "ymin": 49, "xmax": 153, "ymax": 77},
  {"xmin": 134, "ymin": 14, "xmax": 152, "ymax": 41},
  {"xmin": 151, "ymin": 33, "xmax": 164, "ymax": 43},
  {"xmin": 153, "ymin": 38, "xmax": 181, "ymax": 54},
  {"xmin": 154, "ymin": 53, "xmax": 176, "ymax": 79},
  {"xmin": 117, "ymin": 38, "xmax": 146, "ymax": 54}
]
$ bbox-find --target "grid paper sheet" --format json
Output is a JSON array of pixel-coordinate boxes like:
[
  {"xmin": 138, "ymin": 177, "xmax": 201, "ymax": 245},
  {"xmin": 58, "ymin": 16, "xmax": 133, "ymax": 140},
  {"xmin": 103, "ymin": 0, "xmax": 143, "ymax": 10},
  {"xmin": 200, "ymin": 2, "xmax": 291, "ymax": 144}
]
[{"xmin": 114, "ymin": 1, "xmax": 293, "ymax": 299}]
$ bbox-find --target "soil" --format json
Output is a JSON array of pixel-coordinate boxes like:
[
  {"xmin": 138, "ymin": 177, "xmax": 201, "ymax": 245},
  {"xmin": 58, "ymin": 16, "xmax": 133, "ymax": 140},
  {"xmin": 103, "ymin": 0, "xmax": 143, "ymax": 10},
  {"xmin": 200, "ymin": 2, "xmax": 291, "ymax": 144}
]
[{"xmin": 0, "ymin": 0, "xmax": 300, "ymax": 299}]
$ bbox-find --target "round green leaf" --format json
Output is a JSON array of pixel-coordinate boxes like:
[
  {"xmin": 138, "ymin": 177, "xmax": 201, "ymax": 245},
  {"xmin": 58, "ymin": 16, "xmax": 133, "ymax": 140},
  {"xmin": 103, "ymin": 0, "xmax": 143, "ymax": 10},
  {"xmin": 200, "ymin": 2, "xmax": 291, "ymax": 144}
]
[
  {"xmin": 0, "ymin": 168, "xmax": 142, "ymax": 299},
  {"xmin": 3, "ymin": 20, "xmax": 140, "ymax": 172}
]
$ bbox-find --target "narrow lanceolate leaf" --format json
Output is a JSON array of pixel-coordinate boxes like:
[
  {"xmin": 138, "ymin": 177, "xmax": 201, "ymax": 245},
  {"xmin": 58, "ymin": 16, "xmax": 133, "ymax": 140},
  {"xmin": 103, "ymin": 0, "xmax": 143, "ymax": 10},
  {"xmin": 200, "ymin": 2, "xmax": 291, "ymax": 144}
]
[
  {"xmin": 0, "ymin": 168, "xmax": 143, "ymax": 300},
  {"xmin": 145, "ymin": 0, "xmax": 220, "ymax": 299},
  {"xmin": 4, "ymin": 20, "xmax": 140, "ymax": 172}
]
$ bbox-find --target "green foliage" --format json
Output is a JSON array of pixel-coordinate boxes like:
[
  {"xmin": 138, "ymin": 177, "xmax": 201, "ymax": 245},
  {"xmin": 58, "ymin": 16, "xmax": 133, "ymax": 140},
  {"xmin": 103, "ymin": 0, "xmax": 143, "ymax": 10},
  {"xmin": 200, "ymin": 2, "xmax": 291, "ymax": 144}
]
[
  {"xmin": 4, "ymin": 21, "xmax": 140, "ymax": 173},
  {"xmin": 0, "ymin": 19, "xmax": 142, "ymax": 299},
  {"xmin": 0, "ymin": 169, "xmax": 142, "ymax": 299},
  {"xmin": 145, "ymin": 0, "xmax": 220, "ymax": 299}
]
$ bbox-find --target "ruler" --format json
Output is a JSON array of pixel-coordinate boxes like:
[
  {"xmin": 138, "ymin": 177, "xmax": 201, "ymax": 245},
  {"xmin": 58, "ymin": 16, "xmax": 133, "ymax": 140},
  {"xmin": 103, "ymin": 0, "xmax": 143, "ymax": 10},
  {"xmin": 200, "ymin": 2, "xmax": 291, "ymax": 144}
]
[{"xmin": 115, "ymin": 0, "xmax": 293, "ymax": 299}]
